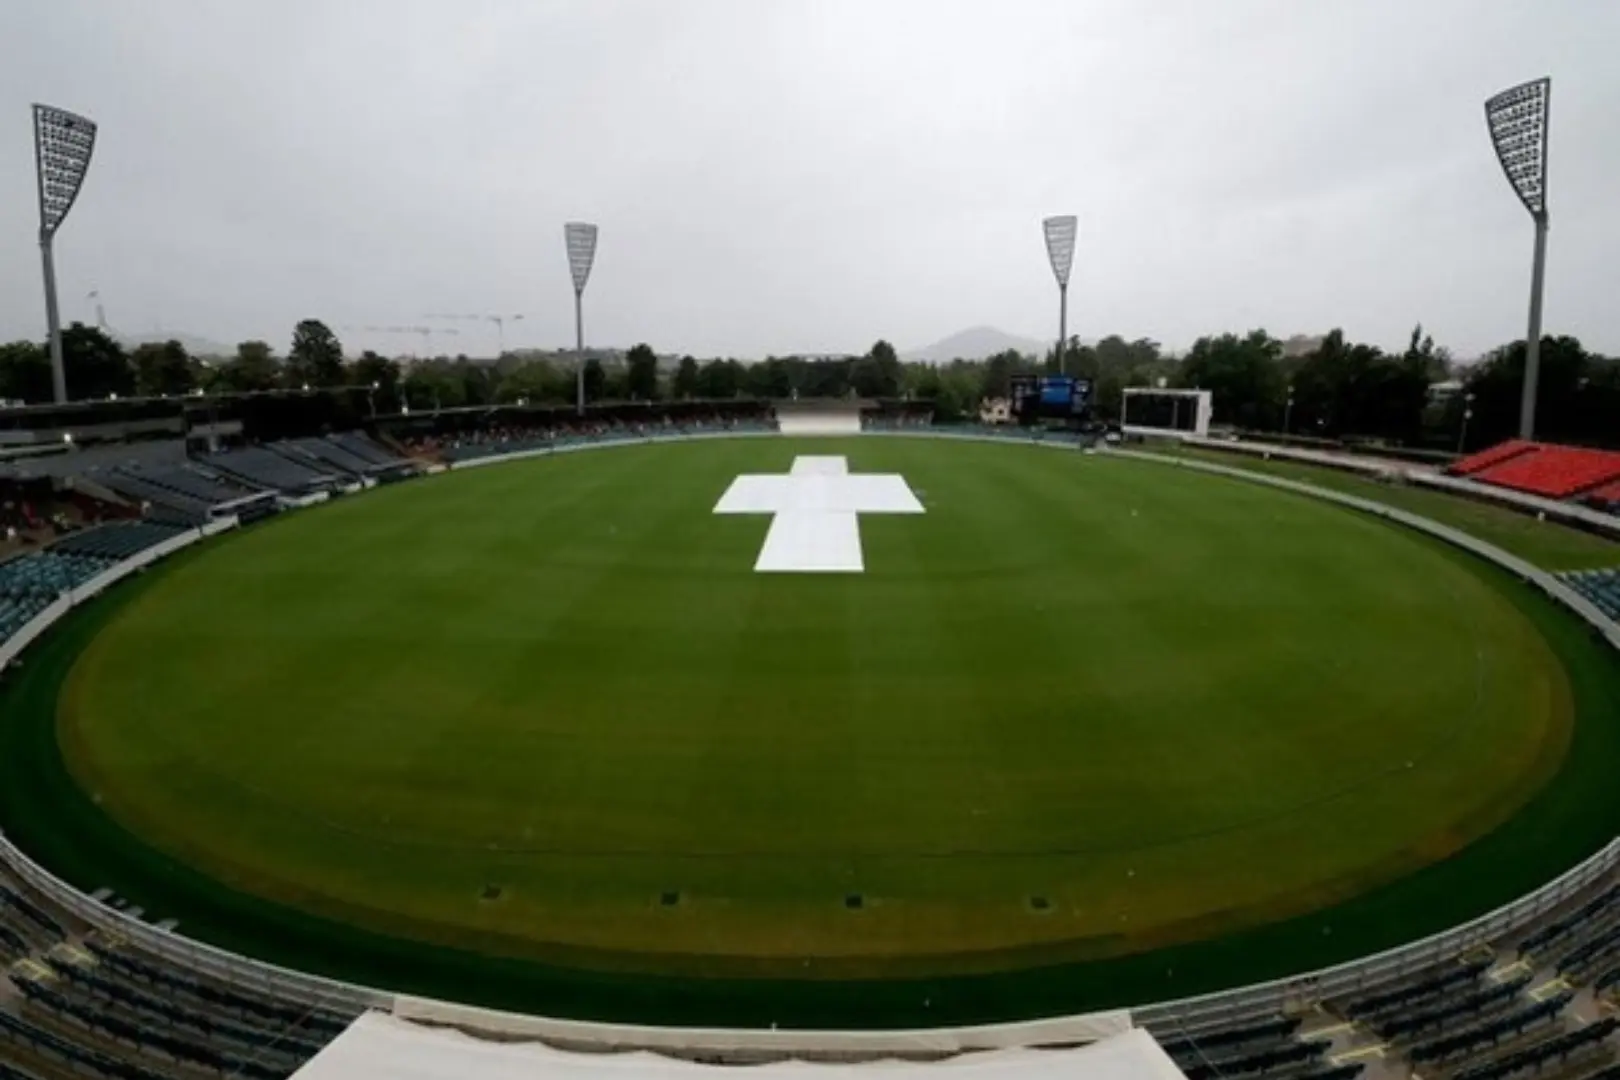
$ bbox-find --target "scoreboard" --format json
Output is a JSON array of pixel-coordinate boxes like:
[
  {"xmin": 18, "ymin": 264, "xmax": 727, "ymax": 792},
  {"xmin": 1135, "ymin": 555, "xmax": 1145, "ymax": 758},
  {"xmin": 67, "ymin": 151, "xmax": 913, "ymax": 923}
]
[{"xmin": 1011, "ymin": 374, "xmax": 1093, "ymax": 423}]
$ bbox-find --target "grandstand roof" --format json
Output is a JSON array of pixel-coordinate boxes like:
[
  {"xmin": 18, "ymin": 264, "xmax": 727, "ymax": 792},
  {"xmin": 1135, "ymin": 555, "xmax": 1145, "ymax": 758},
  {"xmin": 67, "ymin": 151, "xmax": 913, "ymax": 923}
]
[{"xmin": 292, "ymin": 1013, "xmax": 1183, "ymax": 1080}]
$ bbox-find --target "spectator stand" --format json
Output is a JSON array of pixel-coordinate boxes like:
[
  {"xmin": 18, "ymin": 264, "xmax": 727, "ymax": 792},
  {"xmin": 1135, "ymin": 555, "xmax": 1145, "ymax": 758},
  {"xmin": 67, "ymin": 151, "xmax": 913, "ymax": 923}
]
[{"xmin": 197, "ymin": 447, "xmax": 338, "ymax": 508}]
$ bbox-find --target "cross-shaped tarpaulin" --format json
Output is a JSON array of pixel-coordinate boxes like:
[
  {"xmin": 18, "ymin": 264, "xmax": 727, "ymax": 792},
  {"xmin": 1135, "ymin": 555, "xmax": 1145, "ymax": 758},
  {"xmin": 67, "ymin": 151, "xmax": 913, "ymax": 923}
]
[{"xmin": 712, "ymin": 456, "xmax": 924, "ymax": 572}]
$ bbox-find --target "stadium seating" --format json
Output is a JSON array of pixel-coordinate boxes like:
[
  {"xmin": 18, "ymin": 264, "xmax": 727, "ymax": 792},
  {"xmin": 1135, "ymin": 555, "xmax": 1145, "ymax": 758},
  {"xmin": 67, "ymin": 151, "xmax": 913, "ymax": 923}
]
[
  {"xmin": 50, "ymin": 958, "xmax": 326, "ymax": 1059},
  {"xmin": 0, "ymin": 523, "xmax": 200, "ymax": 646},
  {"xmin": 1469, "ymin": 444, "xmax": 1620, "ymax": 499},
  {"xmin": 1450, "ymin": 1016, "xmax": 1619, "ymax": 1080},
  {"xmin": 50, "ymin": 521, "xmax": 186, "ymax": 562},
  {"xmin": 332, "ymin": 432, "xmax": 406, "ymax": 467},
  {"xmin": 1518, "ymin": 882, "xmax": 1620, "ymax": 957},
  {"xmin": 0, "ymin": 1010, "xmax": 169, "ymax": 1080},
  {"xmin": 0, "ymin": 884, "xmax": 66, "ymax": 941},
  {"xmin": 1338, "ymin": 956, "xmax": 1491, "ymax": 1019},
  {"xmin": 2, "ymin": 874, "xmax": 351, "ymax": 1080},
  {"xmin": 275, "ymin": 436, "xmax": 396, "ymax": 479},
  {"xmin": 1407, "ymin": 991, "xmax": 1572, "ymax": 1064},
  {"xmin": 95, "ymin": 469, "xmax": 216, "ymax": 523},
  {"xmin": 1178, "ymin": 1037, "xmax": 1329, "ymax": 1080},
  {"xmin": 1, "ymin": 551, "xmax": 111, "ymax": 642},
  {"xmin": 1554, "ymin": 916, "xmax": 1620, "ymax": 981},
  {"xmin": 1158, "ymin": 1015, "xmax": 1301, "ymax": 1061},
  {"xmin": 1561, "ymin": 569, "xmax": 1620, "ymax": 621},
  {"xmin": 83, "ymin": 939, "xmax": 352, "ymax": 1037},
  {"xmin": 1369, "ymin": 974, "xmax": 1532, "ymax": 1040},
  {"xmin": 199, "ymin": 446, "xmax": 338, "ymax": 495},
  {"xmin": 1596, "ymin": 964, "xmax": 1620, "ymax": 997},
  {"xmin": 1449, "ymin": 440, "xmax": 1539, "ymax": 476}
]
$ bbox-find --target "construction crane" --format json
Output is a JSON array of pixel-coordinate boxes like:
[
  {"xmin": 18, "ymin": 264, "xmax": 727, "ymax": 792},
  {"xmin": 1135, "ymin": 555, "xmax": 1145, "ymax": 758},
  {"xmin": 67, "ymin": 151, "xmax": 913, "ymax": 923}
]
[
  {"xmin": 344, "ymin": 325, "xmax": 460, "ymax": 358},
  {"xmin": 87, "ymin": 289, "xmax": 112, "ymax": 334},
  {"xmin": 424, "ymin": 313, "xmax": 525, "ymax": 356}
]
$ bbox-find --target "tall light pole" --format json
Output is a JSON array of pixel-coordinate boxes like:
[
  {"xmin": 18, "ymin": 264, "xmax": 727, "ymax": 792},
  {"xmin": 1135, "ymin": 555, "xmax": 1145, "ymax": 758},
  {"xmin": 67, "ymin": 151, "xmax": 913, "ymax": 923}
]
[
  {"xmin": 32, "ymin": 104, "xmax": 99, "ymax": 404},
  {"xmin": 565, "ymin": 222, "xmax": 599, "ymax": 416},
  {"xmin": 1042, "ymin": 215, "xmax": 1077, "ymax": 375},
  {"xmin": 1484, "ymin": 77, "xmax": 1551, "ymax": 441}
]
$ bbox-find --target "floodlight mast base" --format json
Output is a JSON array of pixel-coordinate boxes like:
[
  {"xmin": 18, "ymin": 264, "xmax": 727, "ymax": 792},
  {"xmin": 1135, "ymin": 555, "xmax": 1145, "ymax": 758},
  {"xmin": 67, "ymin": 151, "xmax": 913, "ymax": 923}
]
[
  {"xmin": 574, "ymin": 290, "xmax": 585, "ymax": 417},
  {"xmin": 1056, "ymin": 283, "xmax": 1068, "ymax": 377},
  {"xmin": 40, "ymin": 235, "xmax": 67, "ymax": 403},
  {"xmin": 1520, "ymin": 214, "xmax": 1548, "ymax": 440}
]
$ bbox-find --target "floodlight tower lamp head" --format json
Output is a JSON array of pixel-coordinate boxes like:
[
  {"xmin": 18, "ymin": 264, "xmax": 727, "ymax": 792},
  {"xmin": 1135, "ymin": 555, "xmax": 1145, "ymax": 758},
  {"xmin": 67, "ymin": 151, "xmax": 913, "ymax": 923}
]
[
  {"xmin": 1043, "ymin": 215, "xmax": 1077, "ymax": 288},
  {"xmin": 565, "ymin": 222, "xmax": 599, "ymax": 295},
  {"xmin": 1484, "ymin": 77, "xmax": 1550, "ymax": 222},
  {"xmin": 33, "ymin": 104, "xmax": 98, "ymax": 240}
]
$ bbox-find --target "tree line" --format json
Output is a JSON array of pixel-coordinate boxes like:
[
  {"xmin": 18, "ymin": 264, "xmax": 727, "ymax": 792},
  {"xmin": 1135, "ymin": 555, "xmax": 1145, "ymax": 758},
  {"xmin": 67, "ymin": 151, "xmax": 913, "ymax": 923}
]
[{"xmin": 2, "ymin": 318, "xmax": 1615, "ymax": 453}]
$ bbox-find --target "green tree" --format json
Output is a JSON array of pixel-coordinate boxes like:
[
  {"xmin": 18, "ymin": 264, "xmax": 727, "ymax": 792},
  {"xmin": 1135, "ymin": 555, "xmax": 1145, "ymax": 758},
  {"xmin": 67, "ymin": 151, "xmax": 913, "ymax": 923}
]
[
  {"xmin": 673, "ymin": 355, "xmax": 699, "ymax": 399},
  {"xmin": 0, "ymin": 340, "xmax": 51, "ymax": 403},
  {"xmin": 61, "ymin": 322, "xmax": 134, "ymax": 401},
  {"xmin": 216, "ymin": 340, "xmax": 280, "ymax": 392},
  {"xmin": 1464, "ymin": 336, "xmax": 1612, "ymax": 449},
  {"xmin": 1178, "ymin": 329, "xmax": 1285, "ymax": 430},
  {"xmin": 132, "ymin": 339, "xmax": 196, "ymax": 397},
  {"xmin": 285, "ymin": 319, "xmax": 345, "ymax": 388},
  {"xmin": 979, "ymin": 349, "xmax": 1032, "ymax": 400},
  {"xmin": 695, "ymin": 358, "xmax": 742, "ymax": 399},
  {"xmin": 582, "ymin": 357, "xmax": 606, "ymax": 403},
  {"xmin": 625, "ymin": 343, "xmax": 660, "ymax": 401},
  {"xmin": 850, "ymin": 339, "xmax": 903, "ymax": 397},
  {"xmin": 495, "ymin": 359, "xmax": 567, "ymax": 404}
]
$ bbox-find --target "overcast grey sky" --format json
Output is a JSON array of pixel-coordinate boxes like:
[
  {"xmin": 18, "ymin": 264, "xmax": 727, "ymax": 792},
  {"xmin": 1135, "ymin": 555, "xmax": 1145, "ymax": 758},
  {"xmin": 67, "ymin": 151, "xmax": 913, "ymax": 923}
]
[{"xmin": 2, "ymin": 0, "xmax": 1616, "ymax": 361}]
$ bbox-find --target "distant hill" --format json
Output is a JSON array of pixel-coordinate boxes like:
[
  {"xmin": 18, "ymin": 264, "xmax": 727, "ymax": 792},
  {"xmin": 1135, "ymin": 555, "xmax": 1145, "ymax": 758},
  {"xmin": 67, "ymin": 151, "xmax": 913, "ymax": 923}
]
[{"xmin": 903, "ymin": 326, "xmax": 1049, "ymax": 363}]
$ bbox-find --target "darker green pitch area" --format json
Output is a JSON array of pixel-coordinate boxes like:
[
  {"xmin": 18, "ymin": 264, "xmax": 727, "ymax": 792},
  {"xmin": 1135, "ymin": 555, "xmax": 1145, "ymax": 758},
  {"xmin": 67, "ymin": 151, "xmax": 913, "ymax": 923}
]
[{"xmin": 3, "ymin": 439, "xmax": 1620, "ymax": 1028}]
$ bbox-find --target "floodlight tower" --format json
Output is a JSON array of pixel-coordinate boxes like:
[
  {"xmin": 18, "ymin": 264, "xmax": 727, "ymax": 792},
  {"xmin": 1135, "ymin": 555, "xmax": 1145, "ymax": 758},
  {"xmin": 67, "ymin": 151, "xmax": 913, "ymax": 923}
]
[
  {"xmin": 1043, "ymin": 216, "xmax": 1077, "ymax": 375},
  {"xmin": 565, "ymin": 222, "xmax": 599, "ymax": 416},
  {"xmin": 32, "ymin": 104, "xmax": 99, "ymax": 404},
  {"xmin": 1484, "ymin": 77, "xmax": 1551, "ymax": 440}
]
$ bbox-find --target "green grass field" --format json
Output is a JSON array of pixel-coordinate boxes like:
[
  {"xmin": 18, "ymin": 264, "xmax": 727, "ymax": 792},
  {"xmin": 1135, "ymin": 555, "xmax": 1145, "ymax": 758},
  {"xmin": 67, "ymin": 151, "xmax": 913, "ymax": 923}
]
[{"xmin": 4, "ymin": 435, "xmax": 1620, "ymax": 1026}]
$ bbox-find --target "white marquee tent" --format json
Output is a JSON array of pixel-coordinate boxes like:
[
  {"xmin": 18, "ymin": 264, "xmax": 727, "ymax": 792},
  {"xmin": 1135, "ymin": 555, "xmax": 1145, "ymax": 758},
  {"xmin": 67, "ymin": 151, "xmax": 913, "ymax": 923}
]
[{"xmin": 291, "ymin": 1013, "xmax": 1192, "ymax": 1080}]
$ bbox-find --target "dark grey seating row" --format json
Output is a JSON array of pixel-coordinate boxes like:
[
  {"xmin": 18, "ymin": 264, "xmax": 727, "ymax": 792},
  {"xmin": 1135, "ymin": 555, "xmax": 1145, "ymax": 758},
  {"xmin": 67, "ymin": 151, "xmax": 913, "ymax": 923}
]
[
  {"xmin": 54, "ymin": 958, "xmax": 324, "ymax": 1060},
  {"xmin": 96, "ymin": 470, "xmax": 213, "ymax": 522},
  {"xmin": 17, "ymin": 977, "xmax": 288, "ymax": 1079},
  {"xmin": 0, "ymin": 1009, "xmax": 167, "ymax": 1080},
  {"xmin": 200, "ymin": 447, "xmax": 336, "ymax": 495},
  {"xmin": 1160, "ymin": 1015, "xmax": 1301, "ymax": 1061},
  {"xmin": 1408, "ymin": 992, "xmax": 1573, "ymax": 1064},
  {"xmin": 51, "ymin": 522, "xmax": 186, "ymax": 562},
  {"xmin": 1452, "ymin": 1015, "xmax": 1619, "ymax": 1080},
  {"xmin": 1519, "ymin": 882, "xmax": 1620, "ymax": 958},
  {"xmin": 334, "ymin": 432, "xmax": 401, "ymax": 466},
  {"xmin": 1373, "ymin": 974, "xmax": 1532, "ymax": 1040},
  {"xmin": 1340, "ymin": 957, "xmax": 1492, "ymax": 1019},
  {"xmin": 84, "ymin": 940, "xmax": 352, "ymax": 1037}
]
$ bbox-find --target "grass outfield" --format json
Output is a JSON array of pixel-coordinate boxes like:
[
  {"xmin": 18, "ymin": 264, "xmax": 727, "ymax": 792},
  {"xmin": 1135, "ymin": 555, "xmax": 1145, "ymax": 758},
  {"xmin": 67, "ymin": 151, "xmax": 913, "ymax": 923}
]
[{"xmin": 3, "ymin": 436, "xmax": 1620, "ymax": 1026}]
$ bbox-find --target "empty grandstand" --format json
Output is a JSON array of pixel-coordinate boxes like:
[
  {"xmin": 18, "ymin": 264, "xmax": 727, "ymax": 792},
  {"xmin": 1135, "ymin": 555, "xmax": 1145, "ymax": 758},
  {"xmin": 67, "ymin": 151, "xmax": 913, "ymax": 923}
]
[
  {"xmin": 1450, "ymin": 441, "xmax": 1620, "ymax": 504},
  {"xmin": 270, "ymin": 434, "xmax": 416, "ymax": 484},
  {"xmin": 2, "ymin": 871, "xmax": 354, "ymax": 1080},
  {"xmin": 1559, "ymin": 570, "xmax": 1620, "ymax": 621},
  {"xmin": 1, "ymin": 522, "xmax": 189, "ymax": 646},
  {"xmin": 95, "ymin": 463, "xmax": 275, "ymax": 525},
  {"xmin": 197, "ymin": 446, "xmax": 341, "ymax": 499}
]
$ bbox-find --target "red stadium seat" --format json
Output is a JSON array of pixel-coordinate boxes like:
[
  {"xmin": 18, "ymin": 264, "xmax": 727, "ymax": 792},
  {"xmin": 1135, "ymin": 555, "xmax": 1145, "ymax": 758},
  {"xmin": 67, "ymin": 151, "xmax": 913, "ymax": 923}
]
[
  {"xmin": 1472, "ymin": 445, "xmax": 1620, "ymax": 499},
  {"xmin": 1448, "ymin": 439, "xmax": 1538, "ymax": 476}
]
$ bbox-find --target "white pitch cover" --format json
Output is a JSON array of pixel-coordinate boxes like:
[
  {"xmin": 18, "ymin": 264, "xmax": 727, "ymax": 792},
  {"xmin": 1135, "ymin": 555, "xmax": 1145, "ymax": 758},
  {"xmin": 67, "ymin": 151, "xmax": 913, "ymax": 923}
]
[
  {"xmin": 291, "ymin": 1012, "xmax": 1182, "ymax": 1080},
  {"xmin": 712, "ymin": 456, "xmax": 924, "ymax": 573}
]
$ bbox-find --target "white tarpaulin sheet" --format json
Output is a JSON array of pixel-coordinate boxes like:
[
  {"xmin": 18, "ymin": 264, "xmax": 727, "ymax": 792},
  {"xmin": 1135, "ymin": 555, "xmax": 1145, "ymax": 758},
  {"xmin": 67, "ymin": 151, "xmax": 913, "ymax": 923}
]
[
  {"xmin": 294, "ymin": 1013, "xmax": 1184, "ymax": 1080},
  {"xmin": 713, "ymin": 455, "xmax": 924, "ymax": 572}
]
